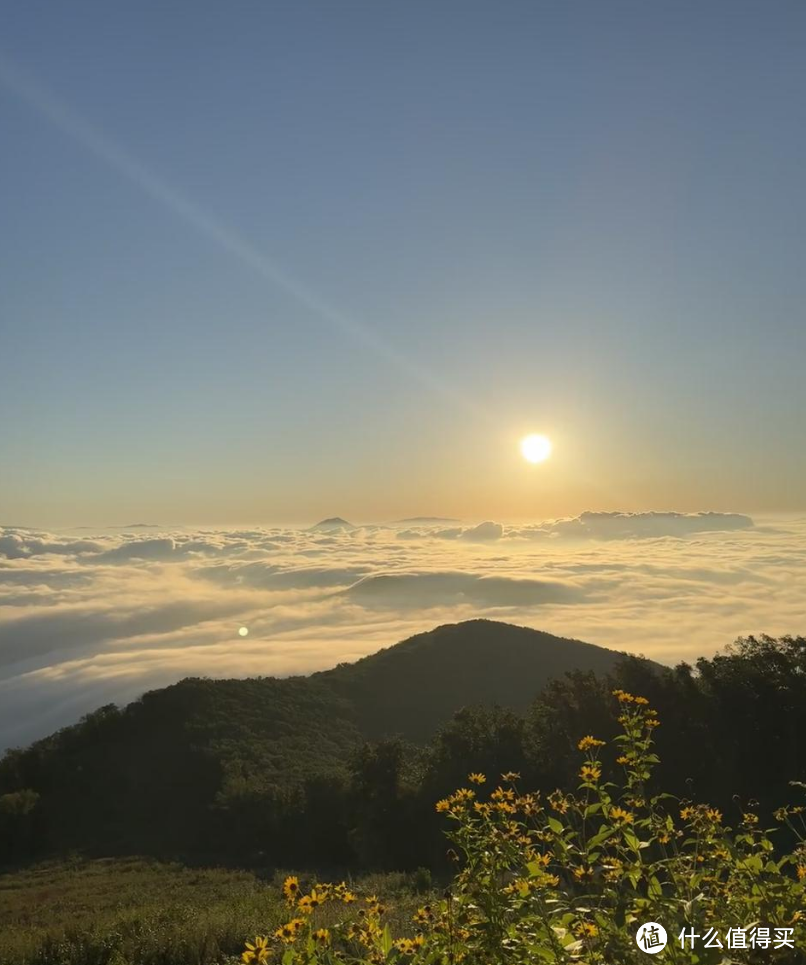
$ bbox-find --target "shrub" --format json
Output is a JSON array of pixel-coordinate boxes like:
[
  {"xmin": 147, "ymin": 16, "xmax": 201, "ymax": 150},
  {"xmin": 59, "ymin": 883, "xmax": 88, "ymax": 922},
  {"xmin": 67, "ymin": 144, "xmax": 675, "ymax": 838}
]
[{"xmin": 243, "ymin": 692, "xmax": 806, "ymax": 963}]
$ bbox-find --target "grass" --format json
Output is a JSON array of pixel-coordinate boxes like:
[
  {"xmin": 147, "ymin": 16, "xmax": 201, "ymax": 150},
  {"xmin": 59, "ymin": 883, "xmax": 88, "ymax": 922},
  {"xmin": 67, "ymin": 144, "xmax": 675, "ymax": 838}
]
[{"xmin": 0, "ymin": 857, "xmax": 428, "ymax": 965}]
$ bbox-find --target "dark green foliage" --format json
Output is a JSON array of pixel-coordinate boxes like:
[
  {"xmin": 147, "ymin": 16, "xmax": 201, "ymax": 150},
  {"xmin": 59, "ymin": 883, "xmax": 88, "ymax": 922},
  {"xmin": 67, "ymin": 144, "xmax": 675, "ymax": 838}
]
[
  {"xmin": 318, "ymin": 619, "xmax": 625, "ymax": 741},
  {"xmin": 0, "ymin": 620, "xmax": 626, "ymax": 865},
  {"xmin": 0, "ymin": 789, "xmax": 39, "ymax": 862},
  {"xmin": 0, "ymin": 677, "xmax": 360, "ymax": 860},
  {"xmin": 2, "ymin": 622, "xmax": 805, "ymax": 876}
]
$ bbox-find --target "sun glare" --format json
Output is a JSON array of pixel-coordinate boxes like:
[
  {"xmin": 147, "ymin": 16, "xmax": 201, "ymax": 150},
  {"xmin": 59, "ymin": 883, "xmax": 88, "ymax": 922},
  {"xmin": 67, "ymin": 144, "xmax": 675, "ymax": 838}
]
[{"xmin": 520, "ymin": 434, "xmax": 552, "ymax": 464}]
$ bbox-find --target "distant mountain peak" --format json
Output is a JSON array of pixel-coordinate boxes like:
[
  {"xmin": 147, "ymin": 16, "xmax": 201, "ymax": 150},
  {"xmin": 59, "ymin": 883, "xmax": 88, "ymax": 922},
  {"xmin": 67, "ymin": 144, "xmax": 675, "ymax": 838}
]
[{"xmin": 309, "ymin": 517, "xmax": 355, "ymax": 531}]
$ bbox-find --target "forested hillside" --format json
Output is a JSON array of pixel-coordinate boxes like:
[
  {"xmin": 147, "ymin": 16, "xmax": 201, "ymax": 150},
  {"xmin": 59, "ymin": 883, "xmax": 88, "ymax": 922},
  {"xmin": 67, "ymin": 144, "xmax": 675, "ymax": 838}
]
[
  {"xmin": 1, "ymin": 623, "xmax": 805, "ymax": 876},
  {"xmin": 317, "ymin": 620, "xmax": 623, "ymax": 741},
  {"xmin": 0, "ymin": 620, "xmax": 627, "ymax": 863}
]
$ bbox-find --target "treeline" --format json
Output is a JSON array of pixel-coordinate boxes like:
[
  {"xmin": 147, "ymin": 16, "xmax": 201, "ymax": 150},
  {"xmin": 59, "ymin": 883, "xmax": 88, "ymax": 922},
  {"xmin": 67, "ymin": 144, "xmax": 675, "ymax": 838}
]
[{"xmin": 2, "ymin": 633, "xmax": 805, "ymax": 872}]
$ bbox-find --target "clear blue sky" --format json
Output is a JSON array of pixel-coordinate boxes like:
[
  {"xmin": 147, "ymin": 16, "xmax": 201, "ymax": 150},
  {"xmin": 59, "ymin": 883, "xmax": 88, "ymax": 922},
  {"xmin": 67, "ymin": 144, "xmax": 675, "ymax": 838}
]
[{"xmin": 2, "ymin": 1, "xmax": 805, "ymax": 525}]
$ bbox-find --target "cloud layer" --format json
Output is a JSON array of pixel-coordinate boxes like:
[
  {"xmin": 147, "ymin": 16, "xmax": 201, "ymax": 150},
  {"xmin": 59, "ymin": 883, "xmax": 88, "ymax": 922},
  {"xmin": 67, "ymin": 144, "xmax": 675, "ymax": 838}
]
[{"xmin": 1, "ymin": 511, "xmax": 803, "ymax": 750}]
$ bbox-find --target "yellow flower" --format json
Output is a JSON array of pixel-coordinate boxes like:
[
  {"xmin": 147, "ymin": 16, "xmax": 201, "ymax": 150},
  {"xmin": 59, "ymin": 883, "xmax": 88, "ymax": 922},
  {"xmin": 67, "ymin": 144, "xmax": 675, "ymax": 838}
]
[
  {"xmin": 517, "ymin": 793, "xmax": 540, "ymax": 815},
  {"xmin": 797, "ymin": 865, "xmax": 806, "ymax": 881},
  {"xmin": 634, "ymin": 696, "xmax": 650, "ymax": 705},
  {"xmin": 274, "ymin": 920, "xmax": 303, "ymax": 944},
  {"xmin": 468, "ymin": 772, "xmax": 486, "ymax": 784},
  {"xmin": 298, "ymin": 893, "xmax": 317, "ymax": 914},
  {"xmin": 680, "ymin": 806, "xmax": 695, "ymax": 821},
  {"xmin": 610, "ymin": 806, "xmax": 634, "ymax": 825},
  {"xmin": 572, "ymin": 865, "xmax": 593, "ymax": 881},
  {"xmin": 242, "ymin": 936, "xmax": 270, "ymax": 963},
  {"xmin": 435, "ymin": 799, "xmax": 450, "ymax": 813},
  {"xmin": 613, "ymin": 689, "xmax": 635, "ymax": 703},
  {"xmin": 501, "ymin": 771, "xmax": 521, "ymax": 782},
  {"xmin": 616, "ymin": 756, "xmax": 630, "ymax": 766},
  {"xmin": 282, "ymin": 875, "xmax": 300, "ymax": 903},
  {"xmin": 394, "ymin": 935, "xmax": 424, "ymax": 955},
  {"xmin": 579, "ymin": 764, "xmax": 601, "ymax": 782},
  {"xmin": 574, "ymin": 921, "xmax": 599, "ymax": 939},
  {"xmin": 548, "ymin": 791, "xmax": 570, "ymax": 814},
  {"xmin": 364, "ymin": 894, "xmax": 386, "ymax": 915},
  {"xmin": 491, "ymin": 787, "xmax": 515, "ymax": 801},
  {"xmin": 578, "ymin": 735, "xmax": 605, "ymax": 751},
  {"xmin": 413, "ymin": 905, "xmax": 433, "ymax": 924},
  {"xmin": 743, "ymin": 812, "xmax": 759, "ymax": 825},
  {"xmin": 313, "ymin": 928, "xmax": 331, "ymax": 946},
  {"xmin": 706, "ymin": 807, "xmax": 722, "ymax": 824}
]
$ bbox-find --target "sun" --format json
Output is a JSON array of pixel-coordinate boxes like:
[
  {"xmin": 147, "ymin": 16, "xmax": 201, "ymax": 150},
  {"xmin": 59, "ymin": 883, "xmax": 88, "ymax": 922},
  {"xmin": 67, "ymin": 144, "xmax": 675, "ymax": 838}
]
[{"xmin": 520, "ymin": 433, "xmax": 552, "ymax": 464}]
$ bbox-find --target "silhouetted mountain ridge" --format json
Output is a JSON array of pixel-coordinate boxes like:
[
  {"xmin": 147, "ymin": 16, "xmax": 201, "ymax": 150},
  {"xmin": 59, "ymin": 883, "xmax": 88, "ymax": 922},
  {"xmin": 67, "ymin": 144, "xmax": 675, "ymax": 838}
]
[{"xmin": 317, "ymin": 619, "xmax": 630, "ymax": 741}]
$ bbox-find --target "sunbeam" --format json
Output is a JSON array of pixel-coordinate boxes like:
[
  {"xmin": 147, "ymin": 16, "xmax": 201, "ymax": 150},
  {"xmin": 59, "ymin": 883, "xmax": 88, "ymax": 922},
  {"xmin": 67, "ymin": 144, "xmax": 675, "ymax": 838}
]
[{"xmin": 0, "ymin": 55, "xmax": 489, "ymax": 424}]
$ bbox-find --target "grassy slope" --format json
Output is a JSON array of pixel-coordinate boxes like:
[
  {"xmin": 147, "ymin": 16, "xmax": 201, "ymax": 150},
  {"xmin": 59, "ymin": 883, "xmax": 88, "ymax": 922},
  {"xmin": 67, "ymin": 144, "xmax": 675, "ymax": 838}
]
[{"xmin": 0, "ymin": 858, "xmax": 424, "ymax": 965}]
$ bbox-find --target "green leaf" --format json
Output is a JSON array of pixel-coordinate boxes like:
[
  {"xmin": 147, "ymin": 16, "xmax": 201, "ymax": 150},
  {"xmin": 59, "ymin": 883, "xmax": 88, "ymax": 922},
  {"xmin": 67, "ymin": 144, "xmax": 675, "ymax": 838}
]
[
  {"xmin": 623, "ymin": 829, "xmax": 641, "ymax": 852},
  {"xmin": 588, "ymin": 824, "xmax": 614, "ymax": 848}
]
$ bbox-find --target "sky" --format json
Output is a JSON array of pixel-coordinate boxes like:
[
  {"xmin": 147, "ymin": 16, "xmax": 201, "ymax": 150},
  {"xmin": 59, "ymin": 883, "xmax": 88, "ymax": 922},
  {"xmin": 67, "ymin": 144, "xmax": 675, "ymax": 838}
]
[
  {"xmin": 2, "ymin": 1, "xmax": 805, "ymax": 527},
  {"xmin": 2, "ymin": 4, "xmax": 806, "ymax": 748}
]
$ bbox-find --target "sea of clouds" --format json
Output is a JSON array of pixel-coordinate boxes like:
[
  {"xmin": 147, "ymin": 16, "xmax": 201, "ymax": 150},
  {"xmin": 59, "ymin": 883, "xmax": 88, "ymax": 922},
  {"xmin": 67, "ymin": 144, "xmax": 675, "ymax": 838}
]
[{"xmin": 1, "ymin": 510, "xmax": 804, "ymax": 750}]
